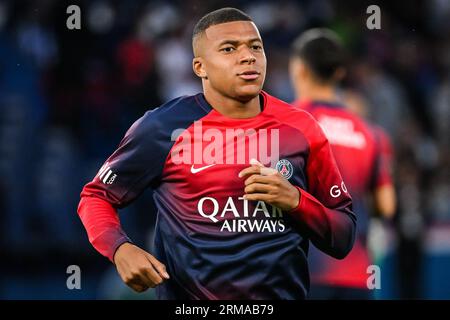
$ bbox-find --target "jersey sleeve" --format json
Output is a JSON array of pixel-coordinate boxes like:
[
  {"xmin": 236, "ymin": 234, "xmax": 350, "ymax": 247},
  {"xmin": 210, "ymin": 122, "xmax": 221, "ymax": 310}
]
[
  {"xmin": 80, "ymin": 110, "xmax": 165, "ymax": 207},
  {"xmin": 289, "ymin": 115, "xmax": 356, "ymax": 259},
  {"xmin": 77, "ymin": 196, "xmax": 130, "ymax": 262},
  {"xmin": 78, "ymin": 110, "xmax": 167, "ymax": 261}
]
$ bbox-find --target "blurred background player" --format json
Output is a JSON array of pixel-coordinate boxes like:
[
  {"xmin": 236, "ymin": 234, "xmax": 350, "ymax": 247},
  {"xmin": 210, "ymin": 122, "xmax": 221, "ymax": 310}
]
[
  {"xmin": 343, "ymin": 89, "xmax": 399, "ymax": 295},
  {"xmin": 289, "ymin": 28, "xmax": 397, "ymax": 299}
]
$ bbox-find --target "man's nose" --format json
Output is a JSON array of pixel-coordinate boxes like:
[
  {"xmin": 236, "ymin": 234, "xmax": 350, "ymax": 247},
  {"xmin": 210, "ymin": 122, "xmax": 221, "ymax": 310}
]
[{"xmin": 239, "ymin": 46, "xmax": 256, "ymax": 64}]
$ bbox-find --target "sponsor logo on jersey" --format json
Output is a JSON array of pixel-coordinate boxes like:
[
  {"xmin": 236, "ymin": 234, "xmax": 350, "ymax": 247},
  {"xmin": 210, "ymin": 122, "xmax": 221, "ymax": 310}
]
[
  {"xmin": 330, "ymin": 181, "xmax": 348, "ymax": 198},
  {"xmin": 97, "ymin": 162, "xmax": 117, "ymax": 185},
  {"xmin": 197, "ymin": 196, "xmax": 286, "ymax": 233}
]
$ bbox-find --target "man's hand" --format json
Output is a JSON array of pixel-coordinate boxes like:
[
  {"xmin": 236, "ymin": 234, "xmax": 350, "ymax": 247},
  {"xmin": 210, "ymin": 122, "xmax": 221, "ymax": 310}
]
[
  {"xmin": 238, "ymin": 159, "xmax": 300, "ymax": 211},
  {"xmin": 113, "ymin": 242, "xmax": 170, "ymax": 292}
]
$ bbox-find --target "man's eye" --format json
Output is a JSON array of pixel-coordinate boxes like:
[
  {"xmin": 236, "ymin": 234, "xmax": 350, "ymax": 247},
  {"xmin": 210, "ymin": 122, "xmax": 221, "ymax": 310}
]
[
  {"xmin": 221, "ymin": 47, "xmax": 235, "ymax": 53},
  {"xmin": 252, "ymin": 45, "xmax": 262, "ymax": 51}
]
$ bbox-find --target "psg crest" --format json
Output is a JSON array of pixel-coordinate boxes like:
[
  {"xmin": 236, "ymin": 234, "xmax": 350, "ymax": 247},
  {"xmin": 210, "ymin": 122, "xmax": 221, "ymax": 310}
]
[{"xmin": 276, "ymin": 159, "xmax": 293, "ymax": 179}]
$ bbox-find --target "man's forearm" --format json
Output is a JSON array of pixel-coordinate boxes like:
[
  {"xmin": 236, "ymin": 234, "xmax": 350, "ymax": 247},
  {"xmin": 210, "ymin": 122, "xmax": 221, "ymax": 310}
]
[
  {"xmin": 289, "ymin": 186, "xmax": 356, "ymax": 259},
  {"xmin": 77, "ymin": 195, "xmax": 131, "ymax": 262}
]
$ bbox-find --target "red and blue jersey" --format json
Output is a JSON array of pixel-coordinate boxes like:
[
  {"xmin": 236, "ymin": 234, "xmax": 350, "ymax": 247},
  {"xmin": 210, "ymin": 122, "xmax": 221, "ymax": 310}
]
[
  {"xmin": 78, "ymin": 92, "xmax": 355, "ymax": 299},
  {"xmin": 294, "ymin": 99, "xmax": 392, "ymax": 288},
  {"xmin": 372, "ymin": 124, "xmax": 395, "ymax": 187}
]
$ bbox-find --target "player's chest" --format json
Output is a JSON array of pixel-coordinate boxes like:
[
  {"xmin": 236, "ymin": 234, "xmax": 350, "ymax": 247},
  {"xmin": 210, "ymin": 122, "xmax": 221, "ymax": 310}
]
[{"xmin": 161, "ymin": 124, "xmax": 310, "ymax": 193}]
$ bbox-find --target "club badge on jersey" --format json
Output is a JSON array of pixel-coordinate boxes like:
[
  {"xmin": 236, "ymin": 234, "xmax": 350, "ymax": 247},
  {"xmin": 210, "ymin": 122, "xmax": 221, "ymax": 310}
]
[{"xmin": 276, "ymin": 159, "xmax": 294, "ymax": 179}]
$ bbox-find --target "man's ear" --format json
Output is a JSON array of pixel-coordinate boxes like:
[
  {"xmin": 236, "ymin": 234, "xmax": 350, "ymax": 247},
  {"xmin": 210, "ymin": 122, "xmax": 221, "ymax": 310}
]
[{"xmin": 193, "ymin": 58, "xmax": 207, "ymax": 79}]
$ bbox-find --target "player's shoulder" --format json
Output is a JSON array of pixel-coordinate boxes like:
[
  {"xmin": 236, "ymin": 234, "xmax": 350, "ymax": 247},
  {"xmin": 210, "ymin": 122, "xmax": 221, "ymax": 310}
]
[
  {"xmin": 345, "ymin": 112, "xmax": 382, "ymax": 145},
  {"xmin": 264, "ymin": 91, "xmax": 318, "ymax": 126},
  {"xmin": 127, "ymin": 93, "xmax": 209, "ymax": 137},
  {"xmin": 370, "ymin": 123, "xmax": 394, "ymax": 151},
  {"xmin": 264, "ymin": 92, "xmax": 324, "ymax": 138},
  {"xmin": 143, "ymin": 94, "xmax": 207, "ymax": 121},
  {"xmin": 308, "ymin": 100, "xmax": 378, "ymax": 137},
  {"xmin": 307, "ymin": 100, "xmax": 361, "ymax": 123},
  {"xmin": 371, "ymin": 123, "xmax": 390, "ymax": 140}
]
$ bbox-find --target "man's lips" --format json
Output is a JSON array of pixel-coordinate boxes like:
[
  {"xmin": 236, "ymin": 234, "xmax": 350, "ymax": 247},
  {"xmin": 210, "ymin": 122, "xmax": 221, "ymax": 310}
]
[{"xmin": 237, "ymin": 71, "xmax": 260, "ymax": 80}]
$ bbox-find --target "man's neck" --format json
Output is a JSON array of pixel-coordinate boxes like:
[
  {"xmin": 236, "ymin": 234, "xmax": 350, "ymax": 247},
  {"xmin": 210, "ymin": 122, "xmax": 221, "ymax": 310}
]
[
  {"xmin": 296, "ymin": 82, "xmax": 338, "ymax": 104},
  {"xmin": 203, "ymin": 86, "xmax": 262, "ymax": 119}
]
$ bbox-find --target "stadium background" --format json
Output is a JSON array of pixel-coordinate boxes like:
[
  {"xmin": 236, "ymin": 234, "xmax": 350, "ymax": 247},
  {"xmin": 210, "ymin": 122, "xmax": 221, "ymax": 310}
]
[{"xmin": 0, "ymin": 0, "xmax": 449, "ymax": 299}]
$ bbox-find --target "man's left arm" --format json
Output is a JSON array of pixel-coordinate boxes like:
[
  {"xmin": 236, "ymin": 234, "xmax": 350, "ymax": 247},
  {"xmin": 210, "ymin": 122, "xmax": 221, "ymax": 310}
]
[
  {"xmin": 240, "ymin": 120, "xmax": 356, "ymax": 259},
  {"xmin": 289, "ymin": 120, "xmax": 356, "ymax": 259}
]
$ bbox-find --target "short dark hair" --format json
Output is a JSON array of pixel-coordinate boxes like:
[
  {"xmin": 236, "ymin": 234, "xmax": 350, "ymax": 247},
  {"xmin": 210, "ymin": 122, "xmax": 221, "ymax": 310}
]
[
  {"xmin": 193, "ymin": 8, "xmax": 253, "ymax": 41},
  {"xmin": 291, "ymin": 28, "xmax": 347, "ymax": 82}
]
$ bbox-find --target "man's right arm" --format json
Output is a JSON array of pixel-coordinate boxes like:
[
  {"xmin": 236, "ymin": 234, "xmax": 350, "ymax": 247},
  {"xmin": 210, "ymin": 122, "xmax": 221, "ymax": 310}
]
[
  {"xmin": 77, "ymin": 195, "xmax": 130, "ymax": 263},
  {"xmin": 77, "ymin": 110, "xmax": 170, "ymax": 291}
]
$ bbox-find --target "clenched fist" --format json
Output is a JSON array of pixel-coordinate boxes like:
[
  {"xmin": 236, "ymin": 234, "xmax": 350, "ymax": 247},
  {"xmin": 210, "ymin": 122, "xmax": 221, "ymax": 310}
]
[
  {"xmin": 113, "ymin": 242, "xmax": 170, "ymax": 292},
  {"xmin": 238, "ymin": 158, "xmax": 300, "ymax": 211}
]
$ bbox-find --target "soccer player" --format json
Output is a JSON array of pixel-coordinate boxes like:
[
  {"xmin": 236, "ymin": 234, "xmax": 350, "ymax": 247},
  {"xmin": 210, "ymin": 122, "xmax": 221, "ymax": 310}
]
[
  {"xmin": 344, "ymin": 90, "xmax": 397, "ymax": 218},
  {"xmin": 289, "ymin": 29, "xmax": 396, "ymax": 299},
  {"xmin": 77, "ymin": 8, "xmax": 356, "ymax": 299}
]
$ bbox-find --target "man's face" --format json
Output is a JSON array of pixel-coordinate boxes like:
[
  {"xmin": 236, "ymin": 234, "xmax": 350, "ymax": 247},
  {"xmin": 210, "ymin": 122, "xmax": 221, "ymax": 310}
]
[{"xmin": 193, "ymin": 21, "xmax": 267, "ymax": 102}]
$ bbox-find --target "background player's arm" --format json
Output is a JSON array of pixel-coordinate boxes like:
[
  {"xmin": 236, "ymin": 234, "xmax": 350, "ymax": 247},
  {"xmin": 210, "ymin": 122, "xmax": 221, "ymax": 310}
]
[
  {"xmin": 374, "ymin": 185, "xmax": 396, "ymax": 219},
  {"xmin": 77, "ymin": 111, "xmax": 169, "ymax": 292},
  {"xmin": 372, "ymin": 127, "xmax": 397, "ymax": 219}
]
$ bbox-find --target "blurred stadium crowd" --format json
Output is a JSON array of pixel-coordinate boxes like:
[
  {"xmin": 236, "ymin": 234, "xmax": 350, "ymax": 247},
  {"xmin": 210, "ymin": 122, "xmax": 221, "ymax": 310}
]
[{"xmin": 0, "ymin": 0, "xmax": 449, "ymax": 299}]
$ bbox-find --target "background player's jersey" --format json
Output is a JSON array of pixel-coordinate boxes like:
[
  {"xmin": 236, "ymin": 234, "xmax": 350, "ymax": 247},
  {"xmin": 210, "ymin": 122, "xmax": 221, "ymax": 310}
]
[
  {"xmin": 294, "ymin": 99, "xmax": 392, "ymax": 288},
  {"xmin": 372, "ymin": 124, "xmax": 395, "ymax": 184},
  {"xmin": 79, "ymin": 92, "xmax": 355, "ymax": 299}
]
